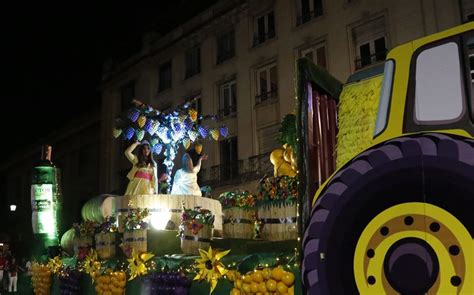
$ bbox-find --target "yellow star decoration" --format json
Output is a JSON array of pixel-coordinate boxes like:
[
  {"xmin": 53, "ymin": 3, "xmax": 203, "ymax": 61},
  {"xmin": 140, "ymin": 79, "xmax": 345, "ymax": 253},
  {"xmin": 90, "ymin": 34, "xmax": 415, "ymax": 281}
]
[
  {"xmin": 194, "ymin": 246, "xmax": 231, "ymax": 294},
  {"xmin": 127, "ymin": 248, "xmax": 154, "ymax": 281},
  {"xmin": 82, "ymin": 249, "xmax": 101, "ymax": 282},
  {"xmin": 47, "ymin": 256, "xmax": 63, "ymax": 274}
]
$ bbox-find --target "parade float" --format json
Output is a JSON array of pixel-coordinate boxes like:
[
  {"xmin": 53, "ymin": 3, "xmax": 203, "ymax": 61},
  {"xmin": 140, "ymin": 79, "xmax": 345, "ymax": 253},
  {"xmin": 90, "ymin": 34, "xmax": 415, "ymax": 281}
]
[
  {"xmin": 30, "ymin": 98, "xmax": 301, "ymax": 294},
  {"xmin": 28, "ymin": 21, "xmax": 474, "ymax": 295}
]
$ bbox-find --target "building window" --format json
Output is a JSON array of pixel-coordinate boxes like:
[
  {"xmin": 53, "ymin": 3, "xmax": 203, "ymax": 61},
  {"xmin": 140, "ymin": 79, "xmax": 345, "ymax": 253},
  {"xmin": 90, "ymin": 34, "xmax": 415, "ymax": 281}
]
[
  {"xmin": 258, "ymin": 124, "xmax": 280, "ymax": 154},
  {"xmin": 256, "ymin": 64, "xmax": 278, "ymax": 104},
  {"xmin": 461, "ymin": 0, "xmax": 474, "ymax": 22},
  {"xmin": 217, "ymin": 29, "xmax": 235, "ymax": 64},
  {"xmin": 296, "ymin": 0, "xmax": 323, "ymax": 25},
  {"xmin": 219, "ymin": 137, "xmax": 238, "ymax": 181},
  {"xmin": 352, "ymin": 16, "xmax": 387, "ymax": 70},
  {"xmin": 159, "ymin": 61, "xmax": 172, "ymax": 92},
  {"xmin": 219, "ymin": 80, "xmax": 237, "ymax": 117},
  {"xmin": 254, "ymin": 11, "xmax": 276, "ymax": 46},
  {"xmin": 300, "ymin": 43, "xmax": 327, "ymax": 68},
  {"xmin": 120, "ymin": 81, "xmax": 135, "ymax": 111},
  {"xmin": 185, "ymin": 46, "xmax": 201, "ymax": 78}
]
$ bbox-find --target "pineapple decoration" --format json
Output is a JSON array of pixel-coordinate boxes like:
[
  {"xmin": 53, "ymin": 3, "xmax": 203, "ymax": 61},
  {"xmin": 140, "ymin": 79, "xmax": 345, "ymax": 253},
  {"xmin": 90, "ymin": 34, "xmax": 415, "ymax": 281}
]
[
  {"xmin": 210, "ymin": 128, "xmax": 220, "ymax": 141},
  {"xmin": 113, "ymin": 98, "xmax": 226, "ymax": 193},
  {"xmin": 195, "ymin": 143, "xmax": 203, "ymax": 155}
]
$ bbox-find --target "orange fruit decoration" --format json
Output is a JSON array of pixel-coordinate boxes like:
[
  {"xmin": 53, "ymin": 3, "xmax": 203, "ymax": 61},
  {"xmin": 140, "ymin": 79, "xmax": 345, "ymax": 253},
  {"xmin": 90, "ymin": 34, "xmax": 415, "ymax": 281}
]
[
  {"xmin": 250, "ymin": 282, "xmax": 259, "ymax": 293},
  {"xmin": 262, "ymin": 268, "xmax": 272, "ymax": 280},
  {"xmin": 230, "ymin": 288, "xmax": 241, "ymax": 295},
  {"xmin": 258, "ymin": 281, "xmax": 267, "ymax": 293},
  {"xmin": 241, "ymin": 283, "xmax": 251, "ymax": 294},
  {"xmin": 281, "ymin": 271, "xmax": 295, "ymax": 286},
  {"xmin": 271, "ymin": 266, "xmax": 285, "ymax": 281},
  {"xmin": 277, "ymin": 281, "xmax": 289, "ymax": 294},
  {"xmin": 243, "ymin": 274, "xmax": 253, "ymax": 284},
  {"xmin": 252, "ymin": 270, "xmax": 264, "ymax": 283},
  {"xmin": 266, "ymin": 279, "xmax": 277, "ymax": 292}
]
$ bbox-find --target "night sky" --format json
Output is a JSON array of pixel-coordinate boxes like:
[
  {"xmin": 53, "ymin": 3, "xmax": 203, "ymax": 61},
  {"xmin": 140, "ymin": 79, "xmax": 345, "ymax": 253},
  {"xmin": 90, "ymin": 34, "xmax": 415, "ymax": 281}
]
[{"xmin": 0, "ymin": 2, "xmax": 216, "ymax": 159}]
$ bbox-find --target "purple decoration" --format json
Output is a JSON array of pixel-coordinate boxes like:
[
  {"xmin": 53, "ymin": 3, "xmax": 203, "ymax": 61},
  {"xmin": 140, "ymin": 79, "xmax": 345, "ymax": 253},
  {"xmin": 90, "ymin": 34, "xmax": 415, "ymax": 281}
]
[
  {"xmin": 59, "ymin": 268, "xmax": 81, "ymax": 294},
  {"xmin": 173, "ymin": 122, "xmax": 182, "ymax": 132},
  {"xmin": 152, "ymin": 144, "xmax": 163, "ymax": 155},
  {"xmin": 126, "ymin": 127, "xmax": 135, "ymax": 140},
  {"xmin": 183, "ymin": 118, "xmax": 193, "ymax": 130},
  {"xmin": 198, "ymin": 126, "xmax": 208, "ymax": 138},
  {"xmin": 220, "ymin": 126, "xmax": 229, "ymax": 138},
  {"xmin": 144, "ymin": 119, "xmax": 153, "ymax": 134},
  {"xmin": 128, "ymin": 109, "xmax": 140, "ymax": 123}
]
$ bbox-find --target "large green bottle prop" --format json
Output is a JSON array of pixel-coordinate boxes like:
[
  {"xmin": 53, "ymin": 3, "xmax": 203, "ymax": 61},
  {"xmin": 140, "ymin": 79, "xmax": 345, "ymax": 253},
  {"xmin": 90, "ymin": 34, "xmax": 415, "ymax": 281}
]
[{"xmin": 31, "ymin": 145, "xmax": 62, "ymax": 256}]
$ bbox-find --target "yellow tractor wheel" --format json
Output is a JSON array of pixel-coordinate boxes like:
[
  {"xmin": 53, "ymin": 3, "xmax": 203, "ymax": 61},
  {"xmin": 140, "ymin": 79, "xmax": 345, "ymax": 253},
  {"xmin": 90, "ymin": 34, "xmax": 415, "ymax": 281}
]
[{"xmin": 302, "ymin": 134, "xmax": 474, "ymax": 294}]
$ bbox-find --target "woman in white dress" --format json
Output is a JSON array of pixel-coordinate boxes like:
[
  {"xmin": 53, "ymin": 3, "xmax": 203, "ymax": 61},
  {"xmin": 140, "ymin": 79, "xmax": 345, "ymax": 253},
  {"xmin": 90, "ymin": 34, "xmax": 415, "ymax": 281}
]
[{"xmin": 171, "ymin": 153, "xmax": 208, "ymax": 196}]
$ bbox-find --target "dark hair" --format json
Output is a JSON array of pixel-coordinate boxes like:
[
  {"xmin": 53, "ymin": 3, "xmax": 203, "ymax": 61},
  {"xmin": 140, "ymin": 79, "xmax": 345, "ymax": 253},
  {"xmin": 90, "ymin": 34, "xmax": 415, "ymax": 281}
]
[
  {"xmin": 137, "ymin": 143, "xmax": 156, "ymax": 168},
  {"xmin": 181, "ymin": 153, "xmax": 193, "ymax": 172}
]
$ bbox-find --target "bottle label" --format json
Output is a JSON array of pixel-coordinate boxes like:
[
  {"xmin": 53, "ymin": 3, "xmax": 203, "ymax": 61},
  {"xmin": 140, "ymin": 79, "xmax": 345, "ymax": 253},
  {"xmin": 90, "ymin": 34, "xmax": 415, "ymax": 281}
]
[{"xmin": 31, "ymin": 184, "xmax": 56, "ymax": 234}]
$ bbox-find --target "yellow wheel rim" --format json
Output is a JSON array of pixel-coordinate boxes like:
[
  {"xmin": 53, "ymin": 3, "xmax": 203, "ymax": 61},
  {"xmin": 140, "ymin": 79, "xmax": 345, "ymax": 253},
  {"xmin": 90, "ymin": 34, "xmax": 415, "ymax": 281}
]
[{"xmin": 354, "ymin": 202, "xmax": 473, "ymax": 294}]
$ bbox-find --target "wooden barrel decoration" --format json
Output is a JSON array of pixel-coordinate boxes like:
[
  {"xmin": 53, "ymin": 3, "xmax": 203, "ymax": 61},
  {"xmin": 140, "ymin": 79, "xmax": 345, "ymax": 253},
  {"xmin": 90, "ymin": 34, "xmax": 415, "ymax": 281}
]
[
  {"xmin": 180, "ymin": 225, "xmax": 212, "ymax": 255},
  {"xmin": 81, "ymin": 195, "xmax": 117, "ymax": 223},
  {"xmin": 95, "ymin": 232, "xmax": 116, "ymax": 259},
  {"xmin": 257, "ymin": 203, "xmax": 297, "ymax": 241},
  {"xmin": 222, "ymin": 208, "xmax": 255, "ymax": 239},
  {"xmin": 115, "ymin": 194, "xmax": 223, "ymax": 235},
  {"xmin": 73, "ymin": 236, "xmax": 93, "ymax": 256},
  {"xmin": 60, "ymin": 228, "xmax": 76, "ymax": 256},
  {"xmin": 123, "ymin": 229, "xmax": 147, "ymax": 255}
]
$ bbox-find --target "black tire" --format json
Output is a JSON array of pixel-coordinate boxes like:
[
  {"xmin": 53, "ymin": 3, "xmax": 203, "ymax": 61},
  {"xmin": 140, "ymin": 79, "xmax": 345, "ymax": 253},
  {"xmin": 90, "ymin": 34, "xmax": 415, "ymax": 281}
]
[{"xmin": 302, "ymin": 133, "xmax": 474, "ymax": 294}]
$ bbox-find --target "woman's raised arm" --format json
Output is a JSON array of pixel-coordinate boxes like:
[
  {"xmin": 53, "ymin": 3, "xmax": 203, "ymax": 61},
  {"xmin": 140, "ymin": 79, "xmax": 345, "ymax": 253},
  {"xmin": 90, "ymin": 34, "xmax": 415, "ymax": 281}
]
[{"xmin": 125, "ymin": 141, "xmax": 139, "ymax": 164}]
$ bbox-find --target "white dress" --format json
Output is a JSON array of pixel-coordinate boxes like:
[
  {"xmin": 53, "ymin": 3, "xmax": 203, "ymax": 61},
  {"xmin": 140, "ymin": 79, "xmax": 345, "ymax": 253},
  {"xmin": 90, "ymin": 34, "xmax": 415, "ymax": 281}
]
[{"xmin": 171, "ymin": 162, "xmax": 202, "ymax": 196}]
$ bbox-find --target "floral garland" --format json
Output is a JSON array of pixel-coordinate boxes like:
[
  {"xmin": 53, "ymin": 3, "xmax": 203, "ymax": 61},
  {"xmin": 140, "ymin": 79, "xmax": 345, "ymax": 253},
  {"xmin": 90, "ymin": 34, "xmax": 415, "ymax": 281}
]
[
  {"xmin": 73, "ymin": 221, "xmax": 98, "ymax": 237},
  {"xmin": 124, "ymin": 207, "xmax": 150, "ymax": 231},
  {"xmin": 219, "ymin": 191, "xmax": 256, "ymax": 210},
  {"xmin": 257, "ymin": 175, "xmax": 298, "ymax": 205},
  {"xmin": 180, "ymin": 205, "xmax": 214, "ymax": 235},
  {"xmin": 96, "ymin": 216, "xmax": 118, "ymax": 234}
]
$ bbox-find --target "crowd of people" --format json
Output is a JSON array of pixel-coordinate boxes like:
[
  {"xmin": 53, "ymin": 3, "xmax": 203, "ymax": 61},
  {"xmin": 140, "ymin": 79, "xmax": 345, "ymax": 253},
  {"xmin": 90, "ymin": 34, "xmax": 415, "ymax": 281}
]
[{"xmin": 0, "ymin": 250, "xmax": 31, "ymax": 293}]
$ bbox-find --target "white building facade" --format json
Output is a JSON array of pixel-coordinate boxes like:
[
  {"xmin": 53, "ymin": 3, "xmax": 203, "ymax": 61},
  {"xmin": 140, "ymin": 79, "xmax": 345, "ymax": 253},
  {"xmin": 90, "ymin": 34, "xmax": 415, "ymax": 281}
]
[{"xmin": 100, "ymin": 0, "xmax": 469, "ymax": 196}]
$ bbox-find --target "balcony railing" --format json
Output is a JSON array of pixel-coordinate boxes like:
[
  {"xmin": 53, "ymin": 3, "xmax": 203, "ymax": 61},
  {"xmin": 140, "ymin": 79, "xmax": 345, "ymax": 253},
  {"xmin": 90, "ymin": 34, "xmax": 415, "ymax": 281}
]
[
  {"xmin": 218, "ymin": 105, "xmax": 237, "ymax": 118},
  {"xmin": 253, "ymin": 31, "xmax": 276, "ymax": 47},
  {"xmin": 199, "ymin": 152, "xmax": 273, "ymax": 187},
  {"xmin": 296, "ymin": 9, "xmax": 323, "ymax": 26},
  {"xmin": 255, "ymin": 90, "xmax": 278, "ymax": 105},
  {"xmin": 355, "ymin": 50, "xmax": 388, "ymax": 70}
]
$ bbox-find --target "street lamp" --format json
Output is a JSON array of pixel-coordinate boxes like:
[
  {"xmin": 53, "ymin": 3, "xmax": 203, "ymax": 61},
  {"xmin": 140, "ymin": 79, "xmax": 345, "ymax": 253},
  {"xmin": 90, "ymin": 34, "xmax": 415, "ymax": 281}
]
[{"xmin": 10, "ymin": 204, "xmax": 16, "ymax": 212}]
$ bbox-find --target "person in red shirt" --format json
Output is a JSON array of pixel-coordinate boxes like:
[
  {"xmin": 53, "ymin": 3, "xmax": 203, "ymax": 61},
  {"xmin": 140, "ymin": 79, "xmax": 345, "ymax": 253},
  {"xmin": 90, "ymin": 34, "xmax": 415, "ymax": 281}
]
[
  {"xmin": 0, "ymin": 254, "xmax": 5, "ymax": 291},
  {"xmin": 7, "ymin": 257, "xmax": 18, "ymax": 292}
]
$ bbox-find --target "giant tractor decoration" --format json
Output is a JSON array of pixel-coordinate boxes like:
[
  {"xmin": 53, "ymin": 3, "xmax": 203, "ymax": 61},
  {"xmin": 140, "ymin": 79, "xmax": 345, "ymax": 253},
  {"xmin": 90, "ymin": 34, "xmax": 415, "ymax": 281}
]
[{"xmin": 298, "ymin": 22, "xmax": 474, "ymax": 294}]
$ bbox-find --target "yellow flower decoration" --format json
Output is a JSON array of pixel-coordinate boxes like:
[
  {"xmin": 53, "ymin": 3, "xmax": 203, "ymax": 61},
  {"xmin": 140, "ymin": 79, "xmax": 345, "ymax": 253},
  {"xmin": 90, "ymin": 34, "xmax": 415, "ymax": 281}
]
[
  {"xmin": 82, "ymin": 249, "xmax": 101, "ymax": 282},
  {"xmin": 127, "ymin": 248, "xmax": 154, "ymax": 281},
  {"xmin": 47, "ymin": 256, "xmax": 63, "ymax": 274},
  {"xmin": 194, "ymin": 246, "xmax": 230, "ymax": 294}
]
